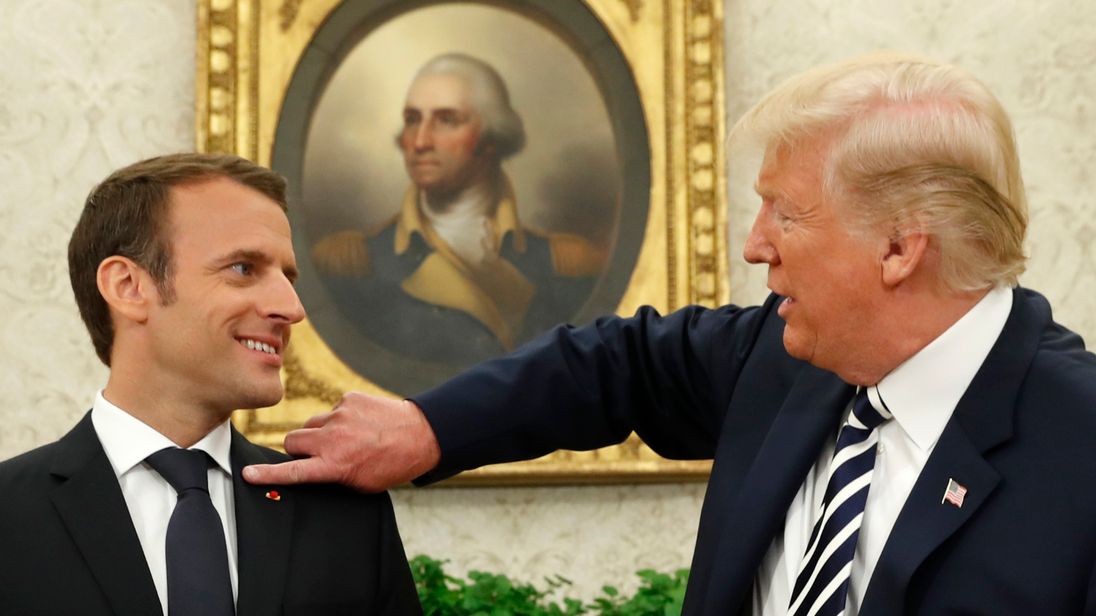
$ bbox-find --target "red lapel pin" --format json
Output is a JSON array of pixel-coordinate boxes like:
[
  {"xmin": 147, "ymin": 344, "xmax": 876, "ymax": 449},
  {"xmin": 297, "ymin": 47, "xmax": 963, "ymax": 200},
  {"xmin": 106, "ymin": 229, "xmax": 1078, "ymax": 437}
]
[{"xmin": 265, "ymin": 490, "xmax": 282, "ymax": 501}]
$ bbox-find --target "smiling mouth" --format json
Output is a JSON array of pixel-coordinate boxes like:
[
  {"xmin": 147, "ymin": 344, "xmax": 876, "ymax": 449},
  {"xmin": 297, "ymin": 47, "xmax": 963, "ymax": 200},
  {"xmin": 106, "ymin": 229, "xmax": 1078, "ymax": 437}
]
[{"xmin": 238, "ymin": 338, "xmax": 279, "ymax": 356}]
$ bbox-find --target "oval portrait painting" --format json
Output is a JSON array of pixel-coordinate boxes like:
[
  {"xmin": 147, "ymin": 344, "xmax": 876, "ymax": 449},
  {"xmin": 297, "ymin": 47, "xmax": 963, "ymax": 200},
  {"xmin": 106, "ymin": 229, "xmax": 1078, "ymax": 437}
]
[{"xmin": 274, "ymin": 0, "xmax": 650, "ymax": 395}]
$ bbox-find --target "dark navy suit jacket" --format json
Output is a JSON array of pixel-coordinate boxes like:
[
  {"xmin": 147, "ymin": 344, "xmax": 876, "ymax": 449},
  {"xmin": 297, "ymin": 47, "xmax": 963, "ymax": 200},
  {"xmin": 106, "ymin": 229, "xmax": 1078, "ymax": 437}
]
[
  {"xmin": 414, "ymin": 288, "xmax": 1096, "ymax": 614},
  {"xmin": 0, "ymin": 415, "xmax": 421, "ymax": 616}
]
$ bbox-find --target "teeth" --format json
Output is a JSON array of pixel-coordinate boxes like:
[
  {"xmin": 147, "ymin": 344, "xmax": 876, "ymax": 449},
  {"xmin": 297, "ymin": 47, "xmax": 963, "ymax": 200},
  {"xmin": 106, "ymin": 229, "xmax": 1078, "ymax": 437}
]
[{"xmin": 240, "ymin": 338, "xmax": 277, "ymax": 355}]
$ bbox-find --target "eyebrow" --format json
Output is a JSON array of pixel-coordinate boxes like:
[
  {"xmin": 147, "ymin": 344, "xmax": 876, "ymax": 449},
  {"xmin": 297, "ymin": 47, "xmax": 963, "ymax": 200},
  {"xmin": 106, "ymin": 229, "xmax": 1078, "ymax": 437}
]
[
  {"xmin": 212, "ymin": 249, "xmax": 299, "ymax": 283},
  {"xmin": 753, "ymin": 181, "xmax": 776, "ymax": 199},
  {"xmin": 753, "ymin": 180, "xmax": 789, "ymax": 203},
  {"xmin": 404, "ymin": 105, "xmax": 466, "ymax": 116}
]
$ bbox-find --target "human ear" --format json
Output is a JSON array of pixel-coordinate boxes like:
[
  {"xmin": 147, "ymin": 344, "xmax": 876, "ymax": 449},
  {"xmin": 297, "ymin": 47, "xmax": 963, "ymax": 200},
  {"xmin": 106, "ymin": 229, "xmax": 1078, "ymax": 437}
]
[
  {"xmin": 880, "ymin": 226, "xmax": 929, "ymax": 287},
  {"xmin": 475, "ymin": 139, "xmax": 497, "ymax": 158},
  {"xmin": 96, "ymin": 256, "xmax": 154, "ymax": 324}
]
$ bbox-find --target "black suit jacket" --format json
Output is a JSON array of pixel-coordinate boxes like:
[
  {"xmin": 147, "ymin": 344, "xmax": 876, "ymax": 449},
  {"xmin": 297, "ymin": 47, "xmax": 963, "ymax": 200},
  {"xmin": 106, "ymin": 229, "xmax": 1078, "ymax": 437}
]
[
  {"xmin": 0, "ymin": 414, "xmax": 421, "ymax": 615},
  {"xmin": 414, "ymin": 288, "xmax": 1096, "ymax": 614}
]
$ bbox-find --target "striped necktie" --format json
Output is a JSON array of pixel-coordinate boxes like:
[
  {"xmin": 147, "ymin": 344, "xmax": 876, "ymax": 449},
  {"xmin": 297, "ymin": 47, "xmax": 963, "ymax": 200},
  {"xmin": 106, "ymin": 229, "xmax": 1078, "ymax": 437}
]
[{"xmin": 788, "ymin": 389, "xmax": 891, "ymax": 616}]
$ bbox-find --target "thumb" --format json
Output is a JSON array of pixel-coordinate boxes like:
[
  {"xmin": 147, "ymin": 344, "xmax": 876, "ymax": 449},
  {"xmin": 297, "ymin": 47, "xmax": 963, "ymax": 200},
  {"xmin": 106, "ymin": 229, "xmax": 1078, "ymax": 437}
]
[{"xmin": 242, "ymin": 457, "xmax": 339, "ymax": 486}]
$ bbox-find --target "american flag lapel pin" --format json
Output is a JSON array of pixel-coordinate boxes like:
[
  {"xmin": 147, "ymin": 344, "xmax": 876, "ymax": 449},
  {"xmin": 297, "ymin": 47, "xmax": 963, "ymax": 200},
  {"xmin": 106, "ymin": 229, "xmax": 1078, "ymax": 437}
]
[{"xmin": 942, "ymin": 478, "xmax": 967, "ymax": 508}]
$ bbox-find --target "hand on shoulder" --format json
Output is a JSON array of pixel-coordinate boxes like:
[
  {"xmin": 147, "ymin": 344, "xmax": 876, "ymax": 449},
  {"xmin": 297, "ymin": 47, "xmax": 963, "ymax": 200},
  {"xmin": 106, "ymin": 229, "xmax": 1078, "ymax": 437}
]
[{"xmin": 242, "ymin": 393, "xmax": 441, "ymax": 492}]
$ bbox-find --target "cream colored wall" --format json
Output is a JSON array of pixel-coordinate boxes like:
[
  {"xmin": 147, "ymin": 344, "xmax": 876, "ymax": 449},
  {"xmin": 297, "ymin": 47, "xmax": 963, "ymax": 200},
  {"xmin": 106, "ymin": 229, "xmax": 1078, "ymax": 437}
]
[{"xmin": 1, "ymin": 0, "xmax": 1093, "ymax": 602}]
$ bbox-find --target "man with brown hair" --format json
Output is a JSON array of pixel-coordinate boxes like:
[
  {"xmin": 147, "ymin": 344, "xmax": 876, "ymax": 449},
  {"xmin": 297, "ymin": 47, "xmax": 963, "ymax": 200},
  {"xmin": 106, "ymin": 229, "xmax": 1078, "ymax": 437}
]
[{"xmin": 0, "ymin": 153, "xmax": 420, "ymax": 615}]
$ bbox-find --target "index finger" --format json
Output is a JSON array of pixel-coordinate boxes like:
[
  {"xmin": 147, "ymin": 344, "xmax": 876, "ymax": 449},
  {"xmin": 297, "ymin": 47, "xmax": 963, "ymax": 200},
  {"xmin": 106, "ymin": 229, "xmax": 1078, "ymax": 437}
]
[{"xmin": 241, "ymin": 456, "xmax": 338, "ymax": 486}]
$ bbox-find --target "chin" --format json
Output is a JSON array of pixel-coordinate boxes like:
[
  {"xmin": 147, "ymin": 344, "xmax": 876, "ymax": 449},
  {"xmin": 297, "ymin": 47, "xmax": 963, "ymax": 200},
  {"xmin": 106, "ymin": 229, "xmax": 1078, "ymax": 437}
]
[
  {"xmin": 240, "ymin": 384, "xmax": 285, "ymax": 411},
  {"xmin": 781, "ymin": 327, "xmax": 815, "ymax": 363}
]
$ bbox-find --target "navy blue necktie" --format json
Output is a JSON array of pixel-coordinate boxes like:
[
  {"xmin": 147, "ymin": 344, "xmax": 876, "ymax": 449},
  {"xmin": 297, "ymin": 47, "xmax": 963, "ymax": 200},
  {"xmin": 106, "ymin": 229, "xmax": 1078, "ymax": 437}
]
[
  {"xmin": 788, "ymin": 389, "xmax": 892, "ymax": 616},
  {"xmin": 146, "ymin": 447, "xmax": 235, "ymax": 616}
]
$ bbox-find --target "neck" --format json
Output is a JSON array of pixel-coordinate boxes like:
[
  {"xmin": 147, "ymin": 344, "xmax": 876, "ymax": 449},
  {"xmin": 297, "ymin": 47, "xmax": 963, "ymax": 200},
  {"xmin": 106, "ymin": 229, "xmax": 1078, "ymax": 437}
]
[
  {"xmin": 845, "ymin": 283, "xmax": 990, "ymax": 386},
  {"xmin": 422, "ymin": 168, "xmax": 500, "ymax": 214},
  {"xmin": 103, "ymin": 363, "xmax": 230, "ymax": 448}
]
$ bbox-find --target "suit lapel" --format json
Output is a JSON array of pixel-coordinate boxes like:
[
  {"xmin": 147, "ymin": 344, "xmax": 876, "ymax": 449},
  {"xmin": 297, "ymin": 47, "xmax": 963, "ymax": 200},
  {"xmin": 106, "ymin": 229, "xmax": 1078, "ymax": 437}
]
[
  {"xmin": 859, "ymin": 420, "xmax": 999, "ymax": 614},
  {"xmin": 860, "ymin": 289, "xmax": 1046, "ymax": 614},
  {"xmin": 701, "ymin": 366, "xmax": 853, "ymax": 614},
  {"xmin": 49, "ymin": 413, "xmax": 163, "ymax": 616},
  {"xmin": 231, "ymin": 430, "xmax": 294, "ymax": 616}
]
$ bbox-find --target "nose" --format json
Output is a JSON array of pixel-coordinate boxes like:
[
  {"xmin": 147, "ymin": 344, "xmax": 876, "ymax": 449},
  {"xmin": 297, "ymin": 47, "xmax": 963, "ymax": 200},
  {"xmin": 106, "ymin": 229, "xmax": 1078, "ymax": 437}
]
[
  {"xmin": 743, "ymin": 210, "xmax": 779, "ymax": 265},
  {"xmin": 263, "ymin": 275, "xmax": 306, "ymax": 325},
  {"xmin": 413, "ymin": 119, "xmax": 434, "ymax": 151}
]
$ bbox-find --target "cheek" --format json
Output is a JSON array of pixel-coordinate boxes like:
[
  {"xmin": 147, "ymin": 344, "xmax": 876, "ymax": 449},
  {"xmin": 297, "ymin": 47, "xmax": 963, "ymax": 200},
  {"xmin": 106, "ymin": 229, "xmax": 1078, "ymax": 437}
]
[
  {"xmin": 817, "ymin": 270, "xmax": 877, "ymax": 332},
  {"xmin": 438, "ymin": 128, "xmax": 480, "ymax": 157}
]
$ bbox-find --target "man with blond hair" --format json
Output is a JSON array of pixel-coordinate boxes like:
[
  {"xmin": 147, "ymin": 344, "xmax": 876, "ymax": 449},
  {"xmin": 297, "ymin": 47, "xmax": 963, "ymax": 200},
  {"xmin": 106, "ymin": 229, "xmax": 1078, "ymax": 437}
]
[{"xmin": 247, "ymin": 54, "xmax": 1096, "ymax": 614}]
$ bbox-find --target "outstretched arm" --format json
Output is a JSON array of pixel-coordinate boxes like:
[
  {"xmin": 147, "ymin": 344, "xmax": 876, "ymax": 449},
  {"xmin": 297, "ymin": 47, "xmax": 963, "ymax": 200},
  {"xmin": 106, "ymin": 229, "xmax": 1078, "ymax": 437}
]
[
  {"xmin": 245, "ymin": 296, "xmax": 783, "ymax": 491},
  {"xmin": 242, "ymin": 394, "xmax": 440, "ymax": 492}
]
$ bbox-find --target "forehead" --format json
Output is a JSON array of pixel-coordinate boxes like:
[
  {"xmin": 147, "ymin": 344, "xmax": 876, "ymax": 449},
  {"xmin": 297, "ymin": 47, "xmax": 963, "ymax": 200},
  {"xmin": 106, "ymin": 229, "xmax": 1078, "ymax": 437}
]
[
  {"xmin": 405, "ymin": 73, "xmax": 473, "ymax": 111},
  {"xmin": 756, "ymin": 138, "xmax": 829, "ymax": 203},
  {"xmin": 165, "ymin": 177, "xmax": 293, "ymax": 257}
]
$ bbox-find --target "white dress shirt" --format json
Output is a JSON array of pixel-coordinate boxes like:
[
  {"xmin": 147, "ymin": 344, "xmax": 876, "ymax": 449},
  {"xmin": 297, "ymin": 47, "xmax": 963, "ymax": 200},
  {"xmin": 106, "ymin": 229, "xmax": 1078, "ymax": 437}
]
[
  {"xmin": 752, "ymin": 286, "xmax": 1013, "ymax": 615},
  {"xmin": 90, "ymin": 392, "xmax": 239, "ymax": 614}
]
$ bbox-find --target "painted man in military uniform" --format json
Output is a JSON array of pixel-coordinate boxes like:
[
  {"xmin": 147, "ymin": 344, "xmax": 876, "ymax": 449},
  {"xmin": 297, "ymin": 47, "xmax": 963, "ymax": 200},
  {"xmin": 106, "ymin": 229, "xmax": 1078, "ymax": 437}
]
[{"xmin": 312, "ymin": 53, "xmax": 606, "ymax": 368}]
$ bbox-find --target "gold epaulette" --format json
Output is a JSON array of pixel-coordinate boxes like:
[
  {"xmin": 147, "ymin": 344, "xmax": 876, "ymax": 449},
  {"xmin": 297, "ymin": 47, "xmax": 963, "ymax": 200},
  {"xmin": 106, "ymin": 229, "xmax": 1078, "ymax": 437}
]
[
  {"xmin": 311, "ymin": 229, "xmax": 370, "ymax": 277},
  {"xmin": 547, "ymin": 233, "xmax": 609, "ymax": 277}
]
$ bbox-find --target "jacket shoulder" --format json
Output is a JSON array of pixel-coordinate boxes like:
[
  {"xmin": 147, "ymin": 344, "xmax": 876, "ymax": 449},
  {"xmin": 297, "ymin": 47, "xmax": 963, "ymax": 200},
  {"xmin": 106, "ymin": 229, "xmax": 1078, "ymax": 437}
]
[
  {"xmin": 1010, "ymin": 290, "xmax": 1096, "ymax": 449},
  {"xmin": 312, "ymin": 229, "xmax": 371, "ymax": 278},
  {"xmin": 240, "ymin": 441, "xmax": 292, "ymax": 464},
  {"xmin": 524, "ymin": 227, "xmax": 608, "ymax": 277},
  {"xmin": 0, "ymin": 440, "xmax": 68, "ymax": 528},
  {"xmin": 1020, "ymin": 288, "xmax": 1096, "ymax": 397},
  {"xmin": 1026, "ymin": 321, "xmax": 1096, "ymax": 413},
  {"xmin": 311, "ymin": 217, "xmax": 402, "ymax": 278},
  {"xmin": 0, "ymin": 439, "xmax": 62, "ymax": 486}
]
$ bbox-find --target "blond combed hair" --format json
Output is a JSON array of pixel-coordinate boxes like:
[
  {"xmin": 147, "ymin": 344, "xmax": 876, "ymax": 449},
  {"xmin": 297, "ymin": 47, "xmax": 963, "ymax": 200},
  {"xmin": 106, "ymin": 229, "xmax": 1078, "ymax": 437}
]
[{"xmin": 732, "ymin": 52, "xmax": 1028, "ymax": 292}]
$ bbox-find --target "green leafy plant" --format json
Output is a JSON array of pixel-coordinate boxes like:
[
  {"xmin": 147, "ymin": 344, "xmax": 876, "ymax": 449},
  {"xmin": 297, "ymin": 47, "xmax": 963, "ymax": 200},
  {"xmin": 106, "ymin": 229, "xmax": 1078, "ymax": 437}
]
[
  {"xmin": 410, "ymin": 555, "xmax": 689, "ymax": 616},
  {"xmin": 589, "ymin": 569, "xmax": 689, "ymax": 616}
]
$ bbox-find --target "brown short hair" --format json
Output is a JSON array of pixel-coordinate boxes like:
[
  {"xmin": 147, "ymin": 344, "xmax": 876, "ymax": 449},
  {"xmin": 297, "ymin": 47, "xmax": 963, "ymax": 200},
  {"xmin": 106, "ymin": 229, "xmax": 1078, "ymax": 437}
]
[{"xmin": 68, "ymin": 153, "xmax": 288, "ymax": 365}]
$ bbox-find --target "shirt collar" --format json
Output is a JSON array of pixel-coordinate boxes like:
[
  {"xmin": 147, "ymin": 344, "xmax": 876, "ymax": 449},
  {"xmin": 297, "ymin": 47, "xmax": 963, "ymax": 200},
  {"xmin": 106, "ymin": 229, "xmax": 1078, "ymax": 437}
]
[
  {"xmin": 393, "ymin": 173, "xmax": 525, "ymax": 255},
  {"xmin": 90, "ymin": 390, "xmax": 234, "ymax": 478},
  {"xmin": 875, "ymin": 286, "xmax": 1013, "ymax": 451}
]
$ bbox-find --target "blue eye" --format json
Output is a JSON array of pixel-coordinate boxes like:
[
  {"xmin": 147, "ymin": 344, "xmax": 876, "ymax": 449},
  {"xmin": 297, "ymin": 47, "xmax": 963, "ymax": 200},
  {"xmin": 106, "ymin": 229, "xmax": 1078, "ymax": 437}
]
[{"xmin": 230, "ymin": 262, "xmax": 253, "ymax": 276}]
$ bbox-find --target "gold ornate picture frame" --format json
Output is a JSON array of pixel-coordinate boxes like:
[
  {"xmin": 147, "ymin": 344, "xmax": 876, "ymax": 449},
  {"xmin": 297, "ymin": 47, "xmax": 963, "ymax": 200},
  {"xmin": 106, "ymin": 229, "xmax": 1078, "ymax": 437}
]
[{"xmin": 197, "ymin": 0, "xmax": 727, "ymax": 485}]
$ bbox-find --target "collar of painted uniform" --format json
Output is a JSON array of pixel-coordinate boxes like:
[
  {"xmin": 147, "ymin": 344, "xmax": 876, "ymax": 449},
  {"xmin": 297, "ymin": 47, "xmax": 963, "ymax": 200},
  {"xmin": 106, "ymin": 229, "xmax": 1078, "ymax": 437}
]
[{"xmin": 394, "ymin": 172, "xmax": 525, "ymax": 255}]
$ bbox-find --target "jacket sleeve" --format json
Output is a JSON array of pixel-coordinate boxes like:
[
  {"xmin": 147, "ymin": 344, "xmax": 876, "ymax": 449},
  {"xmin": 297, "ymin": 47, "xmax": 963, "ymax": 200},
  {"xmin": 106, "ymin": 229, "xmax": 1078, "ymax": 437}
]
[{"xmin": 412, "ymin": 294, "xmax": 786, "ymax": 484}]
